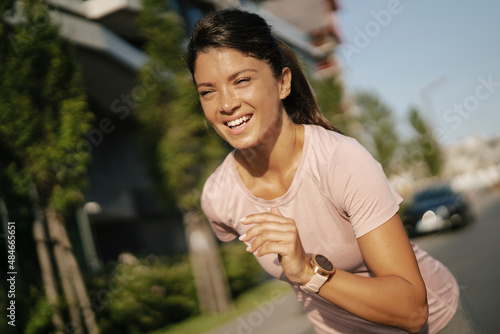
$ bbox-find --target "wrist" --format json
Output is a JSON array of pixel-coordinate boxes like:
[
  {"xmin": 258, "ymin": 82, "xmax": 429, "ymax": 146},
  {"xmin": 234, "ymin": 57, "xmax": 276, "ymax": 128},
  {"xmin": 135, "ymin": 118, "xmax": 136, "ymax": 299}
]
[
  {"xmin": 300, "ymin": 254, "xmax": 335, "ymax": 294},
  {"xmin": 299, "ymin": 256, "xmax": 315, "ymax": 285}
]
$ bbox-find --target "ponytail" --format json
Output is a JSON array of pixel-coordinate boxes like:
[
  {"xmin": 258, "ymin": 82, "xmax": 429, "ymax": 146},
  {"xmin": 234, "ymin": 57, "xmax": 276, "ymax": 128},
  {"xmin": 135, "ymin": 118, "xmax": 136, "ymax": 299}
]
[{"xmin": 277, "ymin": 40, "xmax": 342, "ymax": 133}]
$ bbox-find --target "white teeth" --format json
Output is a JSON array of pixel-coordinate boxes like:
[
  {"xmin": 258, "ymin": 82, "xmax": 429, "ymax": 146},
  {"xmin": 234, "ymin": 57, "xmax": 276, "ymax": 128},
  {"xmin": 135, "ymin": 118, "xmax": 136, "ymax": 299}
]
[{"xmin": 227, "ymin": 115, "xmax": 251, "ymax": 128}]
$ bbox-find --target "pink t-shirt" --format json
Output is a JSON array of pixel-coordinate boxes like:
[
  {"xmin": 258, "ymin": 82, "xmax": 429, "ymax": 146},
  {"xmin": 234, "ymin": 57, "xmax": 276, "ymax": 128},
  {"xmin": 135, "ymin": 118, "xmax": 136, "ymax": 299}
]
[{"xmin": 201, "ymin": 124, "xmax": 458, "ymax": 333}]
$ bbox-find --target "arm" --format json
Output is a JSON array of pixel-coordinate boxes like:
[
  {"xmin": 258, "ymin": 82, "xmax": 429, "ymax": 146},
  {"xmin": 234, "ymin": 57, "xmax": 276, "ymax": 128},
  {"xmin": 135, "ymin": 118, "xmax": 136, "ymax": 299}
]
[
  {"xmin": 316, "ymin": 213, "xmax": 428, "ymax": 332},
  {"xmin": 241, "ymin": 209, "xmax": 428, "ymax": 333}
]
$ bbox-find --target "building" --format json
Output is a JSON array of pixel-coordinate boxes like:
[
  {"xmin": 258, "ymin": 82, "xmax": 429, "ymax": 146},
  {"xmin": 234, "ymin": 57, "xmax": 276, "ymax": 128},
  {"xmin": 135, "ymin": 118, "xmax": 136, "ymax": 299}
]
[{"xmin": 47, "ymin": 0, "xmax": 342, "ymax": 270}]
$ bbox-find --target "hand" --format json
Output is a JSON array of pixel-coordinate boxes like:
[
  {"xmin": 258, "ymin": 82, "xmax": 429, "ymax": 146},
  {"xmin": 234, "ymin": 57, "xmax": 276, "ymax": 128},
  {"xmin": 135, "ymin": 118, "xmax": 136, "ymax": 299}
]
[{"xmin": 239, "ymin": 207, "xmax": 313, "ymax": 285}]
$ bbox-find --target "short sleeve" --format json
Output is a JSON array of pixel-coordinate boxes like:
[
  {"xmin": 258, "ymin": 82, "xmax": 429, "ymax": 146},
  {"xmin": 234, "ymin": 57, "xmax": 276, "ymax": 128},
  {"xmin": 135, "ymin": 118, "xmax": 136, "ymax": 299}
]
[
  {"xmin": 201, "ymin": 171, "xmax": 239, "ymax": 242},
  {"xmin": 328, "ymin": 138, "xmax": 403, "ymax": 238}
]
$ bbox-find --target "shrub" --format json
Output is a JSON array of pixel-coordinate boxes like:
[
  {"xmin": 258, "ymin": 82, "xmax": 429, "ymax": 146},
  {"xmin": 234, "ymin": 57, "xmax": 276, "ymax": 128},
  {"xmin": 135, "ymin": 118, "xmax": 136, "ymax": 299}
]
[
  {"xmin": 97, "ymin": 255, "xmax": 198, "ymax": 334},
  {"xmin": 95, "ymin": 241, "xmax": 266, "ymax": 333},
  {"xmin": 220, "ymin": 241, "xmax": 266, "ymax": 298},
  {"xmin": 24, "ymin": 297, "xmax": 54, "ymax": 334}
]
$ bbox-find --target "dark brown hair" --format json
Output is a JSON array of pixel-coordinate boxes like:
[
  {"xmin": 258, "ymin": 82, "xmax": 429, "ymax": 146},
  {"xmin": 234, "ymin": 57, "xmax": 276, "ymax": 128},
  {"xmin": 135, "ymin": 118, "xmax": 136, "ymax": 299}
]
[{"xmin": 186, "ymin": 8, "xmax": 340, "ymax": 133}]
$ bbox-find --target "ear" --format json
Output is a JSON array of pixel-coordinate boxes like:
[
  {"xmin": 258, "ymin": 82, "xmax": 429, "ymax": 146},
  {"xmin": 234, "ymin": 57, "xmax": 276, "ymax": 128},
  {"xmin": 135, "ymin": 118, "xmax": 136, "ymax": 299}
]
[{"xmin": 279, "ymin": 67, "xmax": 292, "ymax": 100}]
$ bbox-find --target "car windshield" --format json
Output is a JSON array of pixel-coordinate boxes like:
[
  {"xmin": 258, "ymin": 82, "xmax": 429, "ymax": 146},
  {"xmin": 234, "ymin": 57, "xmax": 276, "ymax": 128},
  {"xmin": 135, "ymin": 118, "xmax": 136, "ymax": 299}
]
[{"xmin": 413, "ymin": 185, "xmax": 453, "ymax": 203}]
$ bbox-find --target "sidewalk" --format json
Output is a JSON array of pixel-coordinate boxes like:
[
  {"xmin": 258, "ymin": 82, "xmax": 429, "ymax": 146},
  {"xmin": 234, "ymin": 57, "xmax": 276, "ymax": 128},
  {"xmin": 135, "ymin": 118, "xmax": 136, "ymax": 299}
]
[{"xmin": 203, "ymin": 289, "xmax": 314, "ymax": 334}]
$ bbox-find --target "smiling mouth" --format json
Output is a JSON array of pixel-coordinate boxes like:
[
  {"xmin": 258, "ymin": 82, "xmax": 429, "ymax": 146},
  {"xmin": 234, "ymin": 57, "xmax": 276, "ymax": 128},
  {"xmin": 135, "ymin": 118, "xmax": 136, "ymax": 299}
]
[{"xmin": 225, "ymin": 115, "xmax": 252, "ymax": 129}]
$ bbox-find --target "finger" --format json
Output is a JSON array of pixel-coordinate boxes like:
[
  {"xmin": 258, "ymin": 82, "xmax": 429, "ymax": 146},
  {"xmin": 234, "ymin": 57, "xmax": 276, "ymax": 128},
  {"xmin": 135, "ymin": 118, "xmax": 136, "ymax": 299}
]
[
  {"xmin": 241, "ymin": 212, "xmax": 291, "ymax": 225},
  {"xmin": 253, "ymin": 238, "xmax": 295, "ymax": 257},
  {"xmin": 246, "ymin": 230, "xmax": 296, "ymax": 253},
  {"xmin": 270, "ymin": 206, "xmax": 283, "ymax": 217},
  {"xmin": 240, "ymin": 221, "xmax": 295, "ymax": 242}
]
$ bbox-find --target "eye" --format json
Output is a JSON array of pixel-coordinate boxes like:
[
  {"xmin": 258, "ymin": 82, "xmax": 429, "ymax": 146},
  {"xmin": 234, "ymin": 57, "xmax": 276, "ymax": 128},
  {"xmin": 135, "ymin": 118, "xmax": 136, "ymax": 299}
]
[
  {"xmin": 235, "ymin": 77, "xmax": 251, "ymax": 85},
  {"xmin": 199, "ymin": 90, "xmax": 212, "ymax": 97}
]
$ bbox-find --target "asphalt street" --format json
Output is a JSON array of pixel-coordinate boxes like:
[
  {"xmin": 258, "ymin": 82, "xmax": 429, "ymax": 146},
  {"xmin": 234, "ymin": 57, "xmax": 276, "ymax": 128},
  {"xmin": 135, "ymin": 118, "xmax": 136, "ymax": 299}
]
[
  {"xmin": 412, "ymin": 188, "xmax": 500, "ymax": 334},
  {"xmin": 204, "ymin": 188, "xmax": 500, "ymax": 334}
]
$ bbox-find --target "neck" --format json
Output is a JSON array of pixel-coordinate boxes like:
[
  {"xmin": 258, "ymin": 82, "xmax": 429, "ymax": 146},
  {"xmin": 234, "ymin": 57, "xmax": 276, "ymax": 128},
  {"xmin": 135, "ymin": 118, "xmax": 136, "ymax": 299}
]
[{"xmin": 236, "ymin": 115, "xmax": 304, "ymax": 178}]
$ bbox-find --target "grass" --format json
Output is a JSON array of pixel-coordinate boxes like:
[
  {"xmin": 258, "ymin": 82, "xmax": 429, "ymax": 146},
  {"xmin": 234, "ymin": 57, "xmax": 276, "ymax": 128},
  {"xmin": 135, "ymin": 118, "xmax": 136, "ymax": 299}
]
[{"xmin": 150, "ymin": 279, "xmax": 293, "ymax": 334}]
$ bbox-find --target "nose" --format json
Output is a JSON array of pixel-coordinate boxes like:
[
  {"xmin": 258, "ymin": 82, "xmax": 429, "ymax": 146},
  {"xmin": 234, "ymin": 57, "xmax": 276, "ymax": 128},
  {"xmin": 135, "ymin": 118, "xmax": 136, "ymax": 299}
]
[{"xmin": 219, "ymin": 88, "xmax": 240, "ymax": 114}]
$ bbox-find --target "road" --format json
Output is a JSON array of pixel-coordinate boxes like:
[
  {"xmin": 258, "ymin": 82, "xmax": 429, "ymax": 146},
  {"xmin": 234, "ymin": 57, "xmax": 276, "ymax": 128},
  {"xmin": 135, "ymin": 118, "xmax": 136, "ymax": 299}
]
[
  {"xmin": 205, "ymin": 188, "xmax": 500, "ymax": 334},
  {"xmin": 412, "ymin": 188, "xmax": 500, "ymax": 333}
]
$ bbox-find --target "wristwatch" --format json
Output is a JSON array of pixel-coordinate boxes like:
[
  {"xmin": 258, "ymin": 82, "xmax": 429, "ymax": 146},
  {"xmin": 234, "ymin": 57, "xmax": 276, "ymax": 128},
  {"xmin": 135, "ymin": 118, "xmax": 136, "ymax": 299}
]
[{"xmin": 300, "ymin": 254, "xmax": 335, "ymax": 294}]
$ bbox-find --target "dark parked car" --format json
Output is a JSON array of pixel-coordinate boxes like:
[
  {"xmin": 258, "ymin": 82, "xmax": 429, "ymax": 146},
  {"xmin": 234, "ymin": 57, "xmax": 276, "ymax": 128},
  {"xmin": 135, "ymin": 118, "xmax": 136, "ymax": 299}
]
[{"xmin": 402, "ymin": 184, "xmax": 473, "ymax": 236}]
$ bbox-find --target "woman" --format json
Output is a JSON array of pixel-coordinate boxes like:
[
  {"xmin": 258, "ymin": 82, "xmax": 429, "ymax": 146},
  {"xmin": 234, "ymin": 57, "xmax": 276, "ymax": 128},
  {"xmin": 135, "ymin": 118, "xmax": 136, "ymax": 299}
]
[{"xmin": 187, "ymin": 9, "xmax": 461, "ymax": 333}]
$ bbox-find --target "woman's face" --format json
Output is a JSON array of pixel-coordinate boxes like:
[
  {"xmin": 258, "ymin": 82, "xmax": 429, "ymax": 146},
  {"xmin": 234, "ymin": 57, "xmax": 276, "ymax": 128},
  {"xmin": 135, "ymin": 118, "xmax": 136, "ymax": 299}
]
[{"xmin": 193, "ymin": 48, "xmax": 291, "ymax": 150}]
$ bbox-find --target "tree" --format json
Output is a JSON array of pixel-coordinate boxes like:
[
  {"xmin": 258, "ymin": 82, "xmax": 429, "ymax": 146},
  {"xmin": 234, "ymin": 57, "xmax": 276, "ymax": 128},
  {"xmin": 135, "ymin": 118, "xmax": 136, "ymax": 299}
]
[
  {"xmin": 405, "ymin": 107, "xmax": 443, "ymax": 177},
  {"xmin": 354, "ymin": 92, "xmax": 399, "ymax": 174},
  {"xmin": 313, "ymin": 74, "xmax": 351, "ymax": 135},
  {"xmin": 136, "ymin": 0, "xmax": 232, "ymax": 314},
  {"xmin": 0, "ymin": 1, "xmax": 98, "ymax": 333}
]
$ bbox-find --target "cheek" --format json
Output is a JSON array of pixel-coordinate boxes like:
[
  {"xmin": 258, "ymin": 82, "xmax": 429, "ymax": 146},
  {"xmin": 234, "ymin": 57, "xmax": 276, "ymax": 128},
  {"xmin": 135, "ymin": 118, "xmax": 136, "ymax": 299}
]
[
  {"xmin": 201, "ymin": 102, "xmax": 226, "ymax": 138},
  {"xmin": 240, "ymin": 86, "xmax": 273, "ymax": 109},
  {"xmin": 201, "ymin": 104, "xmax": 210, "ymax": 119},
  {"xmin": 201, "ymin": 108, "xmax": 224, "ymax": 134},
  {"xmin": 200, "ymin": 101, "xmax": 216, "ymax": 121}
]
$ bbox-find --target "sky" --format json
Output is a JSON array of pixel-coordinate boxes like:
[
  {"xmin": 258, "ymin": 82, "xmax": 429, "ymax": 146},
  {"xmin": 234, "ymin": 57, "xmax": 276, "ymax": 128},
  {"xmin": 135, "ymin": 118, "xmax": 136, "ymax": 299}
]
[{"xmin": 334, "ymin": 0, "xmax": 500, "ymax": 145}]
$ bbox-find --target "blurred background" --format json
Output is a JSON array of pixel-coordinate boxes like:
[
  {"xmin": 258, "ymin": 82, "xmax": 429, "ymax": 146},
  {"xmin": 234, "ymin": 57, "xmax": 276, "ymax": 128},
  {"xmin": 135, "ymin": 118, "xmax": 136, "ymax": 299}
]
[{"xmin": 0, "ymin": 0, "xmax": 499, "ymax": 333}]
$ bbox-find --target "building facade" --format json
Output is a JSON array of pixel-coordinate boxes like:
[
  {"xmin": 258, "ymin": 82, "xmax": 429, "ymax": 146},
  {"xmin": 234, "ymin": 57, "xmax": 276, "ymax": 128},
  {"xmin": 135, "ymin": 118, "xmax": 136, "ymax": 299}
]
[{"xmin": 48, "ymin": 0, "xmax": 342, "ymax": 270}]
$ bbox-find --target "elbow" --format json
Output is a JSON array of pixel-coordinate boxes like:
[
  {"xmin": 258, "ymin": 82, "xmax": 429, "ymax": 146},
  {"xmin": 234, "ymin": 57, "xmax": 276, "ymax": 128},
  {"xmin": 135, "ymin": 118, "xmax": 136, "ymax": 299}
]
[{"xmin": 405, "ymin": 302, "xmax": 429, "ymax": 333}]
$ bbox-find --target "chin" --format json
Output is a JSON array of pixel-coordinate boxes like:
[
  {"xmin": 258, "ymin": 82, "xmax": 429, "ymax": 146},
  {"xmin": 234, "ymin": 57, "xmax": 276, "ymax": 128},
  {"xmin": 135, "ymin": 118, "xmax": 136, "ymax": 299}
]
[
  {"xmin": 218, "ymin": 131, "xmax": 256, "ymax": 150},
  {"xmin": 228, "ymin": 140, "xmax": 255, "ymax": 151}
]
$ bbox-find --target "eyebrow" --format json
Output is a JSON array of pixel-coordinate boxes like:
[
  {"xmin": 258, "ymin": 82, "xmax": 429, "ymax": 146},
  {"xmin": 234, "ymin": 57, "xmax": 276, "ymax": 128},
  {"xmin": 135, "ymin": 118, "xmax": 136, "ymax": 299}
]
[{"xmin": 196, "ymin": 69, "xmax": 258, "ymax": 89}]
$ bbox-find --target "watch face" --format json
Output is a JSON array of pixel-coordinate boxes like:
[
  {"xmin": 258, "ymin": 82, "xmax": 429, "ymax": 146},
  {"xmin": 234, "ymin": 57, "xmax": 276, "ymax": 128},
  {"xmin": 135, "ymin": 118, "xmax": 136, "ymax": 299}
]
[{"xmin": 314, "ymin": 254, "xmax": 334, "ymax": 271}]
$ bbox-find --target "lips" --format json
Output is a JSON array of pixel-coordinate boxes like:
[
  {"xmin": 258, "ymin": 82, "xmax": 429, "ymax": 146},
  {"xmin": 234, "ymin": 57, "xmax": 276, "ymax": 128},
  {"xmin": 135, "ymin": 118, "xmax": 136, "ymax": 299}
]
[{"xmin": 225, "ymin": 114, "xmax": 252, "ymax": 129}]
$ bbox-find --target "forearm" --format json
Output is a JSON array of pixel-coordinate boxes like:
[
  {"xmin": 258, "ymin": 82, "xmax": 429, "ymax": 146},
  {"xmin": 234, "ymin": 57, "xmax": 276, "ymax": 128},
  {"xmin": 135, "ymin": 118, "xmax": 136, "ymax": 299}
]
[
  {"xmin": 316, "ymin": 269, "xmax": 428, "ymax": 333},
  {"xmin": 241, "ymin": 211, "xmax": 428, "ymax": 332}
]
